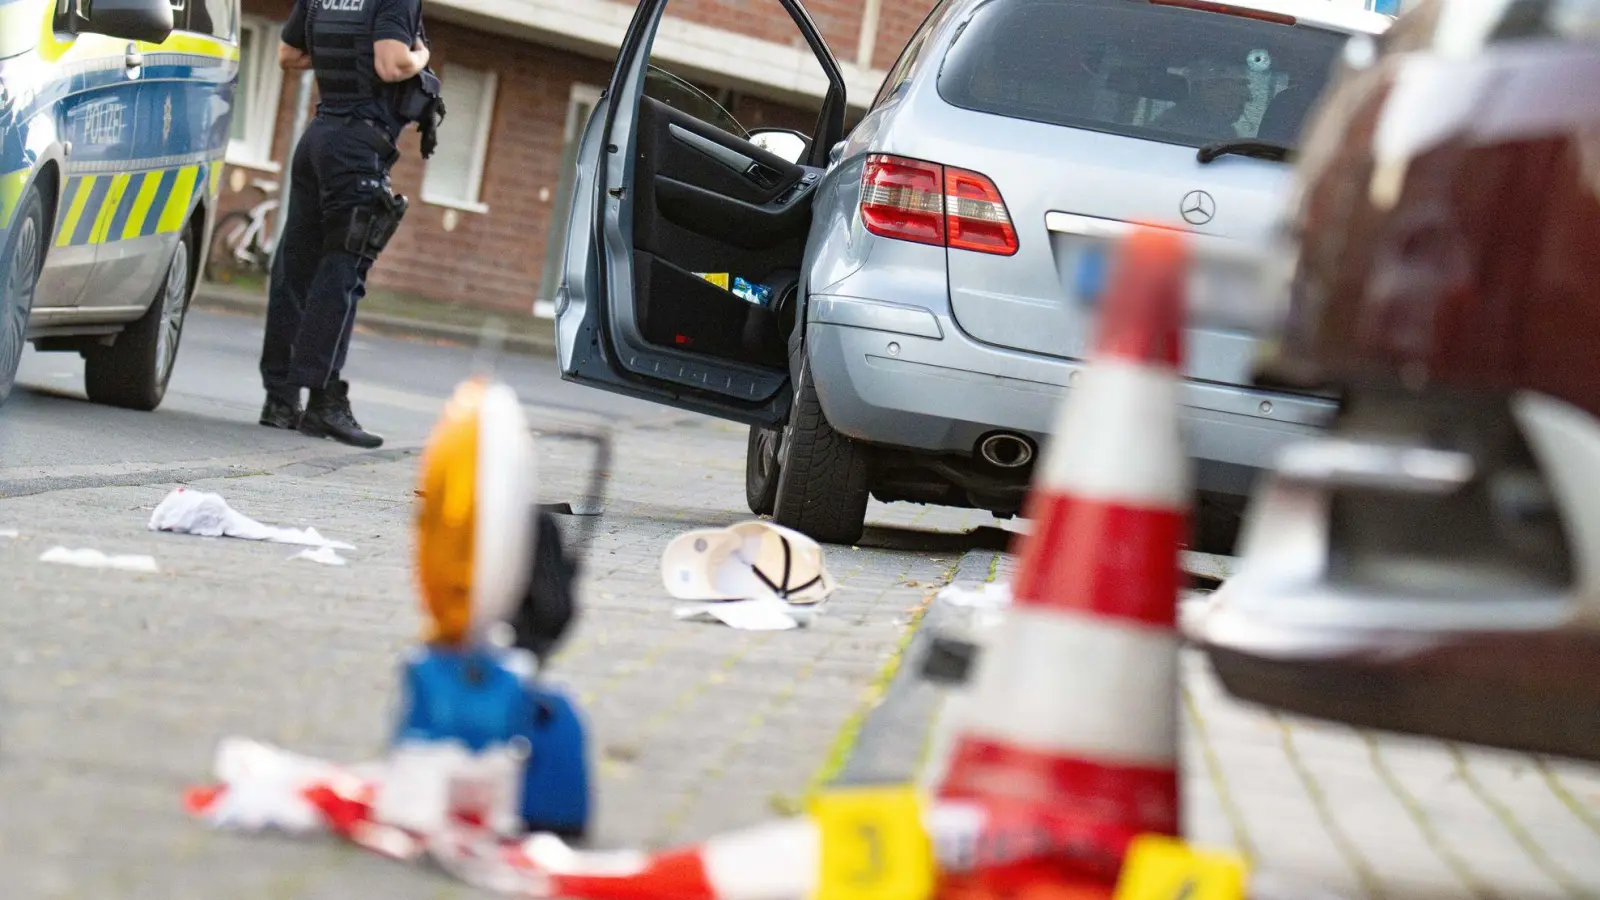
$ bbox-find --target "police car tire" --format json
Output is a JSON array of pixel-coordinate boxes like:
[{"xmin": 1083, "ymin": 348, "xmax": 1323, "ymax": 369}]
[
  {"xmin": 0, "ymin": 186, "xmax": 45, "ymax": 409},
  {"xmin": 85, "ymin": 221, "xmax": 194, "ymax": 411},
  {"xmin": 770, "ymin": 352, "xmax": 871, "ymax": 545}
]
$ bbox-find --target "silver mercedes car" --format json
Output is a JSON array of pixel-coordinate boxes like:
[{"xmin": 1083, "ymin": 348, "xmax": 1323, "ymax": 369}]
[{"xmin": 551, "ymin": 0, "xmax": 1392, "ymax": 546}]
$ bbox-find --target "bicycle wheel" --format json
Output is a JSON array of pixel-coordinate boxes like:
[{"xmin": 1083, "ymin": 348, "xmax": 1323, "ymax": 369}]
[{"xmin": 204, "ymin": 210, "xmax": 256, "ymax": 283}]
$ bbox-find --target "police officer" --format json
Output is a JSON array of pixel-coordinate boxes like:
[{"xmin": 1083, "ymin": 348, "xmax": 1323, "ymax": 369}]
[{"xmin": 258, "ymin": 0, "xmax": 441, "ymax": 447}]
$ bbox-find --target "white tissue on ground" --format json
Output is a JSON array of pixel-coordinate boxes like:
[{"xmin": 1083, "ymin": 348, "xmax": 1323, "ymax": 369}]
[
  {"xmin": 672, "ymin": 597, "xmax": 819, "ymax": 630},
  {"xmin": 148, "ymin": 488, "xmax": 355, "ymax": 550},
  {"xmin": 39, "ymin": 546, "xmax": 160, "ymax": 572},
  {"xmin": 668, "ymin": 595, "xmax": 819, "ymax": 630},
  {"xmin": 291, "ymin": 546, "xmax": 347, "ymax": 566}
]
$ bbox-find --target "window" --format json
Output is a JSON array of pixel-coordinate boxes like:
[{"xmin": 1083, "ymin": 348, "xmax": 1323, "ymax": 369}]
[
  {"xmin": 936, "ymin": 0, "xmax": 1351, "ymax": 150},
  {"xmin": 421, "ymin": 64, "xmax": 499, "ymax": 212},
  {"xmin": 644, "ymin": 66, "xmax": 746, "ymax": 139},
  {"xmin": 226, "ymin": 17, "xmax": 284, "ymax": 171},
  {"xmin": 536, "ymin": 82, "xmax": 604, "ymax": 317}
]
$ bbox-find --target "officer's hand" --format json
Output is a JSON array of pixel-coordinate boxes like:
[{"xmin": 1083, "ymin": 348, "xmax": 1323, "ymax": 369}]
[{"xmin": 412, "ymin": 38, "xmax": 431, "ymax": 70}]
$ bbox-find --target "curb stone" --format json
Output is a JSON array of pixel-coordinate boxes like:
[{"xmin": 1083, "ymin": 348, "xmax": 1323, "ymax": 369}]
[
  {"xmin": 830, "ymin": 547, "xmax": 1003, "ymax": 787},
  {"xmin": 192, "ymin": 284, "xmax": 557, "ymax": 357}
]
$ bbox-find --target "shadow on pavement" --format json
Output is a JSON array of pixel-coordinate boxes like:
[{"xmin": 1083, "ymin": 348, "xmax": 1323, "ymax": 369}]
[{"xmin": 856, "ymin": 523, "xmax": 1018, "ymax": 554}]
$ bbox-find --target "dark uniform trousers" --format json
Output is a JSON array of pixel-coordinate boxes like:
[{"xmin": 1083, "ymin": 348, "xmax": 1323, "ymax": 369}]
[{"xmin": 261, "ymin": 114, "xmax": 400, "ymax": 398}]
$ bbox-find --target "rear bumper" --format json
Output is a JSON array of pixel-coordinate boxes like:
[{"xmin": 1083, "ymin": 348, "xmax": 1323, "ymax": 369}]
[{"xmin": 806, "ymin": 294, "xmax": 1336, "ymax": 497}]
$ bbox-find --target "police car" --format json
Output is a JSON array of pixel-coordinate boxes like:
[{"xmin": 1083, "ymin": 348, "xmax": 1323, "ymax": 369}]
[{"xmin": 0, "ymin": 0, "xmax": 238, "ymax": 410}]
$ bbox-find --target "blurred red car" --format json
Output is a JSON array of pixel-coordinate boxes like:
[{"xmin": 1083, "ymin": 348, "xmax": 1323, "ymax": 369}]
[{"xmin": 1194, "ymin": 0, "xmax": 1600, "ymax": 762}]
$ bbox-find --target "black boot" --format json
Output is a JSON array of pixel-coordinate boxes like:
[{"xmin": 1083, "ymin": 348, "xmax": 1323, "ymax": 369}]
[
  {"xmin": 259, "ymin": 390, "xmax": 303, "ymax": 429},
  {"xmin": 298, "ymin": 379, "xmax": 383, "ymax": 448}
]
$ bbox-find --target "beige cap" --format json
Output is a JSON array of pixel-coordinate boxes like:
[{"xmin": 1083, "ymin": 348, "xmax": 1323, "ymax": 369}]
[{"xmin": 661, "ymin": 520, "xmax": 836, "ymax": 604}]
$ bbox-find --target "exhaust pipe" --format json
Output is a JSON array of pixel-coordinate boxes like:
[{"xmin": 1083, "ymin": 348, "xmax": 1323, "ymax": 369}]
[{"xmin": 978, "ymin": 433, "xmax": 1035, "ymax": 469}]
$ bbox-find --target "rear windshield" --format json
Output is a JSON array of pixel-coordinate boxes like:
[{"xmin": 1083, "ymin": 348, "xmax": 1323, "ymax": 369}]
[{"xmin": 936, "ymin": 0, "xmax": 1353, "ymax": 149}]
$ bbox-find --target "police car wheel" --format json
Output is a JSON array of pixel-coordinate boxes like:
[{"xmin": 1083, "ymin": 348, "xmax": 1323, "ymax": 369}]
[
  {"xmin": 0, "ymin": 186, "xmax": 44, "ymax": 409},
  {"xmin": 85, "ymin": 221, "xmax": 195, "ymax": 411}
]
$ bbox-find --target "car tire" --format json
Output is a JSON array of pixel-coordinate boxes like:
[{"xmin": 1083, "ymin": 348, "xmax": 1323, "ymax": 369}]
[
  {"xmin": 771, "ymin": 353, "xmax": 871, "ymax": 544},
  {"xmin": 1193, "ymin": 491, "xmax": 1244, "ymax": 557},
  {"xmin": 0, "ymin": 185, "xmax": 45, "ymax": 408},
  {"xmin": 85, "ymin": 220, "xmax": 195, "ymax": 411},
  {"xmin": 745, "ymin": 425, "xmax": 782, "ymax": 515}
]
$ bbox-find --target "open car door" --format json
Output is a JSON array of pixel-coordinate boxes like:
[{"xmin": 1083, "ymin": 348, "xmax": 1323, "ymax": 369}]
[{"xmin": 552, "ymin": 0, "xmax": 848, "ymax": 427}]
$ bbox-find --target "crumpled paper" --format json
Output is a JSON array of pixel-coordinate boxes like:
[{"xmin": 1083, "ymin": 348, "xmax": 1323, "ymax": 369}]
[
  {"xmin": 39, "ymin": 546, "xmax": 160, "ymax": 572},
  {"xmin": 291, "ymin": 546, "xmax": 347, "ymax": 566},
  {"xmin": 672, "ymin": 597, "xmax": 822, "ymax": 630},
  {"xmin": 148, "ymin": 488, "xmax": 355, "ymax": 550}
]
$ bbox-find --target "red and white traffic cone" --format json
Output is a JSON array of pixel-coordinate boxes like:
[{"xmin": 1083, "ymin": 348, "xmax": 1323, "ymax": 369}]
[{"xmin": 930, "ymin": 226, "xmax": 1193, "ymax": 877}]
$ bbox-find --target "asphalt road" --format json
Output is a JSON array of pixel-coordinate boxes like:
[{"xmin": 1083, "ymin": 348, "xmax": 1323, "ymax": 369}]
[{"xmin": 0, "ymin": 308, "xmax": 665, "ymax": 481}]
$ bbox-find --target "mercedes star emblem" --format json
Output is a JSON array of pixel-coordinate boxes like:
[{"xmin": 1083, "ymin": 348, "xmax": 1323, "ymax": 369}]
[{"xmin": 1181, "ymin": 189, "xmax": 1216, "ymax": 226}]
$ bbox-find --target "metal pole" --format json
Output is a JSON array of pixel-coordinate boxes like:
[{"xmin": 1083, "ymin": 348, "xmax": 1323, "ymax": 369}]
[{"xmin": 269, "ymin": 69, "xmax": 315, "ymax": 271}]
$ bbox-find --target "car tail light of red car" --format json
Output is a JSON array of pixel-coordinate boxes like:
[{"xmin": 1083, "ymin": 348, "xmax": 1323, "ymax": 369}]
[{"xmin": 860, "ymin": 154, "xmax": 1019, "ymax": 256}]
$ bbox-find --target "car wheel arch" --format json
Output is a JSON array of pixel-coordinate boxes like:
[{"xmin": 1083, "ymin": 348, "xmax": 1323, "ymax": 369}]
[{"xmin": 26, "ymin": 161, "xmax": 63, "ymax": 256}]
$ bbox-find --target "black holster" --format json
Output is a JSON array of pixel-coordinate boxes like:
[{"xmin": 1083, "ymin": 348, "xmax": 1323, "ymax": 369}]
[{"xmin": 325, "ymin": 186, "xmax": 408, "ymax": 260}]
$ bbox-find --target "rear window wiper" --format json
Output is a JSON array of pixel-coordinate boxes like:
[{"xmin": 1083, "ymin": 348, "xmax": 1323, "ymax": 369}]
[{"xmin": 1197, "ymin": 139, "xmax": 1295, "ymax": 164}]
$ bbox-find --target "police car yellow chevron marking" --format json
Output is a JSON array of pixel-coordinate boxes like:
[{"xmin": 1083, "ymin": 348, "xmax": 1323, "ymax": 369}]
[
  {"xmin": 90, "ymin": 173, "xmax": 134, "ymax": 245},
  {"xmin": 55, "ymin": 176, "xmax": 98, "ymax": 248},
  {"xmin": 42, "ymin": 164, "xmax": 210, "ymax": 248},
  {"xmin": 121, "ymin": 172, "xmax": 165, "ymax": 242},
  {"xmin": 0, "ymin": 170, "xmax": 28, "ymax": 231},
  {"xmin": 155, "ymin": 165, "xmax": 201, "ymax": 235}
]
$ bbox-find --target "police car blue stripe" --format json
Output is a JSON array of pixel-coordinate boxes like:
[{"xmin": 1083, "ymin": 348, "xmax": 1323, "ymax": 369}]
[
  {"xmin": 69, "ymin": 176, "xmax": 113, "ymax": 246},
  {"xmin": 137, "ymin": 168, "xmax": 180, "ymax": 238},
  {"xmin": 106, "ymin": 171, "xmax": 147, "ymax": 241}
]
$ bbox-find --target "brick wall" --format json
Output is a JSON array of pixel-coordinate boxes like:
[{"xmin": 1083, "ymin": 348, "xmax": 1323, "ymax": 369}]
[
  {"xmin": 872, "ymin": 0, "xmax": 937, "ymax": 70},
  {"xmin": 666, "ymin": 0, "xmax": 859, "ymax": 59},
  {"xmin": 217, "ymin": 0, "xmax": 918, "ymax": 313}
]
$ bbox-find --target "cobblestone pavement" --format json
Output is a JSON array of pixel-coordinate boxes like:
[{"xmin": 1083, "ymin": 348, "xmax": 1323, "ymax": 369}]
[
  {"xmin": 884, "ymin": 551, "xmax": 1600, "ymax": 900},
  {"xmin": 0, "ymin": 413, "xmax": 999, "ymax": 899}
]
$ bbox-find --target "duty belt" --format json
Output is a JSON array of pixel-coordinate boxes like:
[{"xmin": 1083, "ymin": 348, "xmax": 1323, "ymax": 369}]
[{"xmin": 320, "ymin": 111, "xmax": 399, "ymax": 147}]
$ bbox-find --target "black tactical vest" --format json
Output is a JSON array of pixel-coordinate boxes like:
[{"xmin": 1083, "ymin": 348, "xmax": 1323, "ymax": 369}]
[{"xmin": 307, "ymin": 0, "xmax": 389, "ymax": 115}]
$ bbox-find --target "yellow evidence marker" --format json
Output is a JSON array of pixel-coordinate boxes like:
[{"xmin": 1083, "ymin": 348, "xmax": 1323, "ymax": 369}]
[
  {"xmin": 811, "ymin": 784, "xmax": 936, "ymax": 900},
  {"xmin": 1112, "ymin": 834, "xmax": 1248, "ymax": 900}
]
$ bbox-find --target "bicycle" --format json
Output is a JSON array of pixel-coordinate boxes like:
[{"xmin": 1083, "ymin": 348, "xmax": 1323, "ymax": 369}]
[{"xmin": 204, "ymin": 178, "xmax": 279, "ymax": 283}]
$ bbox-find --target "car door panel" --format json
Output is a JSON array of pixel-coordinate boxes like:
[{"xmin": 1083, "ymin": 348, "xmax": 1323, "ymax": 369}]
[
  {"xmin": 32, "ymin": 36, "xmax": 141, "ymax": 311},
  {"xmin": 553, "ymin": 0, "xmax": 847, "ymax": 426},
  {"xmin": 632, "ymin": 98, "xmax": 807, "ymax": 259},
  {"xmin": 628, "ymin": 97, "xmax": 812, "ymax": 369}
]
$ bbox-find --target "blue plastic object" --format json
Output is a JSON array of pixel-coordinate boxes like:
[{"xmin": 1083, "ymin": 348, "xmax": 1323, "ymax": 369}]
[
  {"xmin": 394, "ymin": 645, "xmax": 592, "ymax": 838},
  {"xmin": 1073, "ymin": 245, "xmax": 1109, "ymax": 307},
  {"xmin": 732, "ymin": 277, "xmax": 773, "ymax": 307}
]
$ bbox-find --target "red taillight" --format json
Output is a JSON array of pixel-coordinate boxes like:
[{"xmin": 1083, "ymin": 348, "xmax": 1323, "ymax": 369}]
[
  {"xmin": 860, "ymin": 154, "xmax": 1018, "ymax": 256},
  {"xmin": 945, "ymin": 167, "xmax": 1018, "ymax": 255},
  {"xmin": 861, "ymin": 155, "xmax": 945, "ymax": 247}
]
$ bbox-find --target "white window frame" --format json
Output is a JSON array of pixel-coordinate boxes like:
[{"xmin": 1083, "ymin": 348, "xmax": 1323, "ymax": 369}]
[
  {"xmin": 225, "ymin": 15, "xmax": 284, "ymax": 173},
  {"xmin": 564, "ymin": 82, "xmax": 603, "ymax": 143},
  {"xmin": 421, "ymin": 66, "xmax": 499, "ymax": 214}
]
